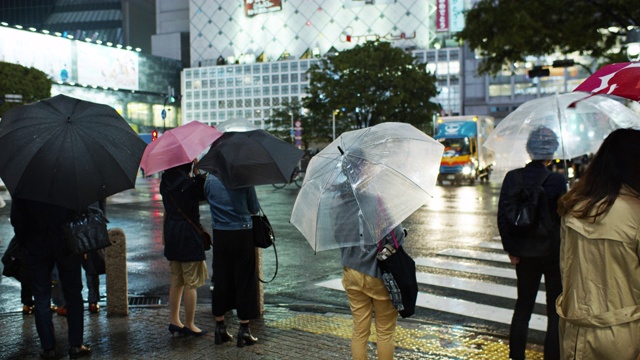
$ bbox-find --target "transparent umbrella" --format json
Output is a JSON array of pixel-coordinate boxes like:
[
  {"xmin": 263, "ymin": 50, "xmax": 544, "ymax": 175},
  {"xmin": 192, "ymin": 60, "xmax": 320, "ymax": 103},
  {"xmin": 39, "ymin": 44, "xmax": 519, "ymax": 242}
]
[
  {"xmin": 484, "ymin": 92, "xmax": 640, "ymax": 172},
  {"xmin": 290, "ymin": 122, "xmax": 444, "ymax": 252},
  {"xmin": 215, "ymin": 118, "xmax": 259, "ymax": 132}
]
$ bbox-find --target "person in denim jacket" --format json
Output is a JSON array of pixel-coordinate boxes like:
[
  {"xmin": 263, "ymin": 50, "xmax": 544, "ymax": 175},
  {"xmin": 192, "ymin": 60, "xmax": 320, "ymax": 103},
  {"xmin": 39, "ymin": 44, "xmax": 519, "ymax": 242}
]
[{"xmin": 204, "ymin": 173, "xmax": 261, "ymax": 347}]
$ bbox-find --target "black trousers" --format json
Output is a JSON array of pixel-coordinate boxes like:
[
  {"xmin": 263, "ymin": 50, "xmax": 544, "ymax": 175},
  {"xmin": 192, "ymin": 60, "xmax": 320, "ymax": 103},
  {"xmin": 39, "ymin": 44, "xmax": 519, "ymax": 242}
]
[
  {"xmin": 510, "ymin": 256, "xmax": 562, "ymax": 360},
  {"xmin": 211, "ymin": 229, "xmax": 259, "ymax": 320}
]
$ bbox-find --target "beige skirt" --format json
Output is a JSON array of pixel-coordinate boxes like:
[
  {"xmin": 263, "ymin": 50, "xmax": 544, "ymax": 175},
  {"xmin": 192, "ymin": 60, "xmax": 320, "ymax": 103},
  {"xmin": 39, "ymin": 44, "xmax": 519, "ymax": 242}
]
[{"xmin": 169, "ymin": 260, "xmax": 208, "ymax": 289}]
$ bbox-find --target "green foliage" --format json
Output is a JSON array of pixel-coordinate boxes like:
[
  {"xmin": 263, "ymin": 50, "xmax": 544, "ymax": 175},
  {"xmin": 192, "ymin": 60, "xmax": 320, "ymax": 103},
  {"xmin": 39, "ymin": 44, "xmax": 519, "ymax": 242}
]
[
  {"xmin": 267, "ymin": 97, "xmax": 331, "ymax": 149},
  {"xmin": 0, "ymin": 61, "xmax": 51, "ymax": 116},
  {"xmin": 302, "ymin": 41, "xmax": 440, "ymax": 134},
  {"xmin": 456, "ymin": 0, "xmax": 639, "ymax": 75}
]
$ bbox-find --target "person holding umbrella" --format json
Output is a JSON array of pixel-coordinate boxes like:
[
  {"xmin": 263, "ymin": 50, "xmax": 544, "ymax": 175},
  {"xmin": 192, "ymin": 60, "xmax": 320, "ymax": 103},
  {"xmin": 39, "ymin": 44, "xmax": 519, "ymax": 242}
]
[
  {"xmin": 497, "ymin": 126, "xmax": 566, "ymax": 360},
  {"xmin": 556, "ymin": 129, "xmax": 640, "ymax": 359},
  {"xmin": 204, "ymin": 172, "xmax": 261, "ymax": 347},
  {"xmin": 291, "ymin": 123, "xmax": 445, "ymax": 359},
  {"xmin": 0, "ymin": 95, "xmax": 145, "ymax": 359},
  {"xmin": 11, "ymin": 199, "xmax": 91, "ymax": 359},
  {"xmin": 160, "ymin": 160, "xmax": 209, "ymax": 337},
  {"xmin": 334, "ymin": 177, "xmax": 406, "ymax": 360}
]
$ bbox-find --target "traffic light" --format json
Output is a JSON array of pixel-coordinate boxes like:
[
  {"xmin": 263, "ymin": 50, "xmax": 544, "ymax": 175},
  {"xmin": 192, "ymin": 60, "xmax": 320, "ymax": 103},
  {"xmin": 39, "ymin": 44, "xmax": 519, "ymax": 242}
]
[
  {"xmin": 528, "ymin": 66, "xmax": 550, "ymax": 78},
  {"xmin": 552, "ymin": 59, "xmax": 575, "ymax": 68},
  {"xmin": 151, "ymin": 129, "xmax": 158, "ymax": 141}
]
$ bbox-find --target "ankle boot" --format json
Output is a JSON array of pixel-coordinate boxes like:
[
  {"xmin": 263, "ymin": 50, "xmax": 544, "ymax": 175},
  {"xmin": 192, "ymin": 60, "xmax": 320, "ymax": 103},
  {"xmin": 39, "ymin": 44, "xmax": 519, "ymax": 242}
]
[
  {"xmin": 237, "ymin": 326, "xmax": 257, "ymax": 347},
  {"xmin": 214, "ymin": 324, "xmax": 233, "ymax": 344}
]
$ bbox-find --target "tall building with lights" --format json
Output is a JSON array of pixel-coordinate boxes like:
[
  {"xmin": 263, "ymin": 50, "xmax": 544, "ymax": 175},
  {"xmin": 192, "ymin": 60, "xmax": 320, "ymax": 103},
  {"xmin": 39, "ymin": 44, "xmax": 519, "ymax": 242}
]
[
  {"xmin": 178, "ymin": 0, "xmax": 592, "ymax": 129},
  {"xmin": 180, "ymin": 0, "xmax": 463, "ymax": 128}
]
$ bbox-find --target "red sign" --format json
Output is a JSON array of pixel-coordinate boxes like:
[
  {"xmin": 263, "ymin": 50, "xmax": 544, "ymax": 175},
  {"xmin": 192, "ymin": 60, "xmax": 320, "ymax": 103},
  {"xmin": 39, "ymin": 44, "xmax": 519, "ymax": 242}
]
[
  {"xmin": 436, "ymin": 0, "xmax": 449, "ymax": 32},
  {"xmin": 244, "ymin": 0, "xmax": 282, "ymax": 17}
]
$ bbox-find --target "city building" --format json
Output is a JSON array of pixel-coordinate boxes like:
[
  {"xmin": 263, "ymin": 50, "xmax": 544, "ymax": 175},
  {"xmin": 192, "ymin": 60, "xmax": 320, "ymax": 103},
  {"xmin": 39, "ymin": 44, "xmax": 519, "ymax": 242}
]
[
  {"xmin": 181, "ymin": 0, "xmax": 463, "ymax": 129},
  {"xmin": 179, "ymin": 0, "xmax": 591, "ymax": 130},
  {"xmin": 0, "ymin": 0, "xmax": 182, "ymax": 137}
]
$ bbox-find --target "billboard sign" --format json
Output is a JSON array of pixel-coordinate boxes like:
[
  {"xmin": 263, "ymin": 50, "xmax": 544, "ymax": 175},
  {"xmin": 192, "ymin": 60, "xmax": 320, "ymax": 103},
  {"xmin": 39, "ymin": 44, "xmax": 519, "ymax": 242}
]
[
  {"xmin": 436, "ymin": 0, "xmax": 449, "ymax": 32},
  {"xmin": 244, "ymin": 0, "xmax": 282, "ymax": 17}
]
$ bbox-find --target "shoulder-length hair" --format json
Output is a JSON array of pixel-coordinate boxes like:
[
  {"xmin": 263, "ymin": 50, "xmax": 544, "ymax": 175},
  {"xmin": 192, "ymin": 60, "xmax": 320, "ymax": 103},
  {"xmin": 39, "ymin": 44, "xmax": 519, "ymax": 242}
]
[{"xmin": 558, "ymin": 128, "xmax": 640, "ymax": 222}]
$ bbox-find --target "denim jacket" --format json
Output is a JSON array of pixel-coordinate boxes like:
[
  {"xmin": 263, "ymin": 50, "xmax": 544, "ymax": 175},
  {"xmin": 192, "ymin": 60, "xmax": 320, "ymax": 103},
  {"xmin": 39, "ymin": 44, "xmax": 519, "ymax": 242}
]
[{"xmin": 204, "ymin": 173, "xmax": 260, "ymax": 230}]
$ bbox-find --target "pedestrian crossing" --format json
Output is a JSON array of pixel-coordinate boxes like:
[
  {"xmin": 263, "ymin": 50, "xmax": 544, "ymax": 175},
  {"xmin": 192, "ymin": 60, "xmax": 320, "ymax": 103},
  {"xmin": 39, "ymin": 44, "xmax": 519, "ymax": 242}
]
[{"xmin": 315, "ymin": 240, "xmax": 550, "ymax": 332}]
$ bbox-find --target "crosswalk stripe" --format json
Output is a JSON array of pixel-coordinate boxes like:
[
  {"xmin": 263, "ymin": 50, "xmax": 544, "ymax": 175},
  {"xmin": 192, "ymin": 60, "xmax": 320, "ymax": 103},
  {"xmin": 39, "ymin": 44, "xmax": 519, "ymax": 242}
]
[
  {"xmin": 414, "ymin": 256, "xmax": 546, "ymax": 284},
  {"xmin": 438, "ymin": 248, "xmax": 509, "ymax": 263},
  {"xmin": 415, "ymin": 272, "xmax": 546, "ymax": 305},
  {"xmin": 315, "ymin": 278, "xmax": 548, "ymax": 332},
  {"xmin": 316, "ymin": 272, "xmax": 545, "ymax": 306},
  {"xmin": 414, "ymin": 257, "xmax": 517, "ymax": 280},
  {"xmin": 478, "ymin": 241, "xmax": 504, "ymax": 250}
]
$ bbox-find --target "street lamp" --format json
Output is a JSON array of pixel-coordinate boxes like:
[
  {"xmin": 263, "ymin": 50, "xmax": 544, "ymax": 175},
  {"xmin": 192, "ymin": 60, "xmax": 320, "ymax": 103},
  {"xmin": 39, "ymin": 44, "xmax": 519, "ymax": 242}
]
[
  {"xmin": 332, "ymin": 110, "xmax": 339, "ymax": 141},
  {"xmin": 290, "ymin": 111, "xmax": 294, "ymax": 144}
]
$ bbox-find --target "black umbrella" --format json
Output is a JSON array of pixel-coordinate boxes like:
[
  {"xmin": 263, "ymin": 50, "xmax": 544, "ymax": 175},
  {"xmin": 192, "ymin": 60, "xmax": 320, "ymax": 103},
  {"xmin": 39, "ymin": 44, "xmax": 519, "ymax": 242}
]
[
  {"xmin": 197, "ymin": 129, "xmax": 304, "ymax": 189},
  {"xmin": 0, "ymin": 94, "xmax": 146, "ymax": 211}
]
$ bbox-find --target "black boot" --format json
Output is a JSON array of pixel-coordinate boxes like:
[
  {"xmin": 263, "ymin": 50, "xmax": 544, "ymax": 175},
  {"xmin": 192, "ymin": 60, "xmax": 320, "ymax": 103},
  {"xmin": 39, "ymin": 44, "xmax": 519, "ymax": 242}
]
[
  {"xmin": 214, "ymin": 324, "xmax": 233, "ymax": 344},
  {"xmin": 237, "ymin": 324, "xmax": 257, "ymax": 347}
]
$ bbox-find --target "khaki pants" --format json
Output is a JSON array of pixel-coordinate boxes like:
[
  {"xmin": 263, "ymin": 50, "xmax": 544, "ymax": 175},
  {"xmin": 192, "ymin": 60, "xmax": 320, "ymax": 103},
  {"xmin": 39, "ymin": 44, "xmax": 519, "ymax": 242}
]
[{"xmin": 342, "ymin": 267, "xmax": 398, "ymax": 360}]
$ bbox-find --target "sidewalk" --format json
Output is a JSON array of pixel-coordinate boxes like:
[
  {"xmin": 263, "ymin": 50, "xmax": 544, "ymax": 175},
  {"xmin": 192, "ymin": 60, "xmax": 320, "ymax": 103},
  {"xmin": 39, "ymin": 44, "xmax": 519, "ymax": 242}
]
[{"xmin": 0, "ymin": 302, "xmax": 543, "ymax": 359}]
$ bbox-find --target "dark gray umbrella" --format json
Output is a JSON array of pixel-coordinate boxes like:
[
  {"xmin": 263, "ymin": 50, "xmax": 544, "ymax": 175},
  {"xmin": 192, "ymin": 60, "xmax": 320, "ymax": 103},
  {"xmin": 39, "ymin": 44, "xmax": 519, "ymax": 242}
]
[
  {"xmin": 196, "ymin": 129, "xmax": 304, "ymax": 189},
  {"xmin": 0, "ymin": 94, "xmax": 146, "ymax": 211}
]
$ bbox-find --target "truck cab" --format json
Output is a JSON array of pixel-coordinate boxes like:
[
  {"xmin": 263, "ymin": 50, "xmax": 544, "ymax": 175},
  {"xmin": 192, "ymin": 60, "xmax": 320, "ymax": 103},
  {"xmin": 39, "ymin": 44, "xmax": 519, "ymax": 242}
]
[{"xmin": 434, "ymin": 115, "xmax": 495, "ymax": 185}]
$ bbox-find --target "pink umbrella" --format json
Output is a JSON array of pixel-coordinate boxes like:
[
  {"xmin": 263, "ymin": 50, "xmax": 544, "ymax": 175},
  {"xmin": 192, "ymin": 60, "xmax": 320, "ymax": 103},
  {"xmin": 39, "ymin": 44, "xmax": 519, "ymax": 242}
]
[
  {"xmin": 574, "ymin": 62, "xmax": 640, "ymax": 101},
  {"xmin": 139, "ymin": 121, "xmax": 222, "ymax": 176}
]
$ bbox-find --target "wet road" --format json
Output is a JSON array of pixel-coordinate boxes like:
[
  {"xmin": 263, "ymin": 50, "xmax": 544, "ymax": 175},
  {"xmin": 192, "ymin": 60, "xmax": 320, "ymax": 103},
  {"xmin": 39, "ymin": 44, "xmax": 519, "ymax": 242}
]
[{"xmin": 0, "ymin": 177, "xmax": 547, "ymax": 346}]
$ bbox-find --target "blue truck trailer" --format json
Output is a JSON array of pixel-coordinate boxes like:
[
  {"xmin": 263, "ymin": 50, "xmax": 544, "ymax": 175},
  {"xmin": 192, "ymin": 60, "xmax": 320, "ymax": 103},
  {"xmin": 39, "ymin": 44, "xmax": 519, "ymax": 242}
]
[{"xmin": 434, "ymin": 115, "xmax": 495, "ymax": 185}]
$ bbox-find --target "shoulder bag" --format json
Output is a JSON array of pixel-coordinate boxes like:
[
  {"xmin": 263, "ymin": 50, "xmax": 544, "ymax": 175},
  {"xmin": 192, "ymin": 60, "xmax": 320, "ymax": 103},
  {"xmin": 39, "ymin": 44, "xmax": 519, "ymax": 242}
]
[
  {"xmin": 377, "ymin": 230, "xmax": 418, "ymax": 318},
  {"xmin": 252, "ymin": 208, "xmax": 278, "ymax": 283},
  {"xmin": 252, "ymin": 208, "xmax": 274, "ymax": 249}
]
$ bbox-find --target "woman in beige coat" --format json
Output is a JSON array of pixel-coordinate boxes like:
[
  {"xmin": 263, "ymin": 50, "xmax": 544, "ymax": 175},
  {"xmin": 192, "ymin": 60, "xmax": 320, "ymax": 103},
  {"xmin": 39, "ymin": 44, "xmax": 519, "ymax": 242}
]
[{"xmin": 556, "ymin": 128, "xmax": 640, "ymax": 359}]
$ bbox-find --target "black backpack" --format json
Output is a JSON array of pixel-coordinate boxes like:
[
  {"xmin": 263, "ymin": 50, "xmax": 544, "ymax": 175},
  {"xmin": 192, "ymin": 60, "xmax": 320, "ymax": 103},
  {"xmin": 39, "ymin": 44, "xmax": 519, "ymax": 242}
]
[{"xmin": 503, "ymin": 169, "xmax": 553, "ymax": 256}]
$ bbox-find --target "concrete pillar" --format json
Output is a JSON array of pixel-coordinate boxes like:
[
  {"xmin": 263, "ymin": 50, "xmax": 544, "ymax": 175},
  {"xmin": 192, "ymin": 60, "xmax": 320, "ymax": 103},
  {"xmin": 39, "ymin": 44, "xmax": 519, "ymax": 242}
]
[
  {"xmin": 105, "ymin": 228, "xmax": 128, "ymax": 316},
  {"xmin": 256, "ymin": 248, "xmax": 264, "ymax": 315}
]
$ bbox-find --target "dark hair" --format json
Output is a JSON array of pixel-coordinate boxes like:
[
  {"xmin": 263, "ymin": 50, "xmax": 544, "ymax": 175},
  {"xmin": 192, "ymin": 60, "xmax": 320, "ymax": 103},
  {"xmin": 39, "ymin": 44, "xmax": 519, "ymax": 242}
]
[
  {"xmin": 558, "ymin": 128, "xmax": 640, "ymax": 222},
  {"xmin": 526, "ymin": 126, "xmax": 559, "ymax": 160},
  {"xmin": 167, "ymin": 162, "xmax": 192, "ymax": 173}
]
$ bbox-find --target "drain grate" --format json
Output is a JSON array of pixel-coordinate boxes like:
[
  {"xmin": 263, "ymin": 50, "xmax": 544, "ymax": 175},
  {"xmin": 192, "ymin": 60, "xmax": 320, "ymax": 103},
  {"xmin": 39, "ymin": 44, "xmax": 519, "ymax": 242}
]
[{"xmin": 128, "ymin": 296, "xmax": 162, "ymax": 306}]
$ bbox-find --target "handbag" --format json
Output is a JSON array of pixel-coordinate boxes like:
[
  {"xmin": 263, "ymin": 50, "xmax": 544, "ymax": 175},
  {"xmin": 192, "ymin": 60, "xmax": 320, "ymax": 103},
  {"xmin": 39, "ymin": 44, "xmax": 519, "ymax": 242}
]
[
  {"xmin": 63, "ymin": 206, "xmax": 111, "ymax": 255},
  {"xmin": 168, "ymin": 195, "xmax": 212, "ymax": 251},
  {"xmin": 1, "ymin": 236, "xmax": 24, "ymax": 281},
  {"xmin": 377, "ymin": 230, "xmax": 418, "ymax": 318},
  {"xmin": 251, "ymin": 208, "xmax": 278, "ymax": 283},
  {"xmin": 252, "ymin": 208, "xmax": 274, "ymax": 249}
]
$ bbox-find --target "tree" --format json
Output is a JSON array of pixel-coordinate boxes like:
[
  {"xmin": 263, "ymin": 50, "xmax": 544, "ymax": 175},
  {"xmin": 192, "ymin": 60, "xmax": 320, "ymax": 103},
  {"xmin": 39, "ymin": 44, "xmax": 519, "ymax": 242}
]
[
  {"xmin": 456, "ymin": 0, "xmax": 640, "ymax": 75},
  {"xmin": 267, "ymin": 97, "xmax": 330, "ymax": 149},
  {"xmin": 303, "ymin": 41, "xmax": 440, "ymax": 135},
  {"xmin": 0, "ymin": 61, "xmax": 51, "ymax": 116}
]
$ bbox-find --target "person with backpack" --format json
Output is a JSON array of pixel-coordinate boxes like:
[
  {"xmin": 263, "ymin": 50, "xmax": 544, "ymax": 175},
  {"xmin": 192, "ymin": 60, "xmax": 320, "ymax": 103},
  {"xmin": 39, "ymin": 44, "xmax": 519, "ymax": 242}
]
[
  {"xmin": 497, "ymin": 126, "xmax": 566, "ymax": 360},
  {"xmin": 556, "ymin": 129, "xmax": 640, "ymax": 359}
]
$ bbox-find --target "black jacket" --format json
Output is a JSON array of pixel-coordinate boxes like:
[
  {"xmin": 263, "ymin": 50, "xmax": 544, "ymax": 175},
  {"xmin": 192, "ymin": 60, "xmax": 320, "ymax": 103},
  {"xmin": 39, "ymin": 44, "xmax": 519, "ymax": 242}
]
[
  {"xmin": 497, "ymin": 161, "xmax": 567, "ymax": 257},
  {"xmin": 160, "ymin": 169, "xmax": 207, "ymax": 262}
]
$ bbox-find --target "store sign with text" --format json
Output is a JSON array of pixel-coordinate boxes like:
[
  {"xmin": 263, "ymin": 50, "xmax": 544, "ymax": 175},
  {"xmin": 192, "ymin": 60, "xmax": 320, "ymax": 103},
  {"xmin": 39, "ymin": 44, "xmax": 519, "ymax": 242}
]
[
  {"xmin": 436, "ymin": 0, "xmax": 449, "ymax": 32},
  {"xmin": 244, "ymin": 0, "xmax": 282, "ymax": 17}
]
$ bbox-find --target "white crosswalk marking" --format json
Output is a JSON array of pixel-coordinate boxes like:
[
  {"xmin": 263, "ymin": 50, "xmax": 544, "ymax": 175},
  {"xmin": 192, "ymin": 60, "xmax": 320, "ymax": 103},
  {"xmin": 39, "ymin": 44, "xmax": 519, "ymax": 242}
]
[
  {"xmin": 414, "ymin": 256, "xmax": 518, "ymax": 280},
  {"xmin": 414, "ymin": 256, "xmax": 545, "ymax": 284},
  {"xmin": 316, "ymin": 277, "xmax": 548, "ymax": 331},
  {"xmin": 438, "ymin": 248, "xmax": 509, "ymax": 263},
  {"xmin": 316, "ymin": 241, "xmax": 551, "ymax": 333}
]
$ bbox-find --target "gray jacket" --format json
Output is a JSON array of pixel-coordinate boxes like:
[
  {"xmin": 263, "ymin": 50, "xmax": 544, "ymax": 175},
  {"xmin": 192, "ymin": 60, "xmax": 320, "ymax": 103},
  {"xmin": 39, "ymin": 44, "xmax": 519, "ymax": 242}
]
[{"xmin": 340, "ymin": 214, "xmax": 405, "ymax": 279}]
